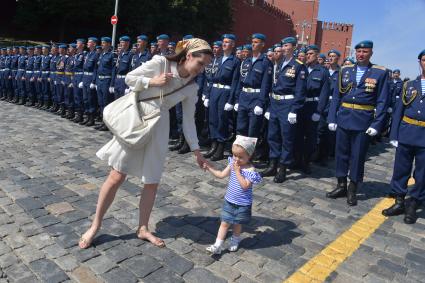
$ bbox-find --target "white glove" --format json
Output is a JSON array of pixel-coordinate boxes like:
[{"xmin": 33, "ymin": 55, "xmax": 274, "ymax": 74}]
[
  {"xmin": 54, "ymin": 81, "xmax": 57, "ymax": 85},
  {"xmin": 311, "ymin": 113, "xmax": 321, "ymax": 122},
  {"xmin": 95, "ymin": 85, "xmax": 98, "ymax": 90},
  {"xmin": 264, "ymin": 112, "xmax": 270, "ymax": 120},
  {"xmin": 202, "ymin": 94, "xmax": 206, "ymax": 101},
  {"xmin": 89, "ymin": 83, "xmax": 96, "ymax": 89},
  {"xmin": 203, "ymin": 99, "xmax": 209, "ymax": 108},
  {"xmin": 288, "ymin": 112, "xmax": 297, "ymax": 124},
  {"xmin": 109, "ymin": 87, "xmax": 115, "ymax": 94},
  {"xmin": 125, "ymin": 88, "xmax": 131, "ymax": 95},
  {"xmin": 68, "ymin": 83, "xmax": 73, "ymax": 88},
  {"xmin": 387, "ymin": 107, "xmax": 393, "ymax": 114},
  {"xmin": 366, "ymin": 127, "xmax": 378, "ymax": 136},
  {"xmin": 78, "ymin": 82, "xmax": 83, "ymax": 89},
  {"xmin": 234, "ymin": 104, "xmax": 239, "ymax": 111},
  {"xmin": 224, "ymin": 103, "xmax": 233, "ymax": 111},
  {"xmin": 390, "ymin": 140, "xmax": 398, "ymax": 147},
  {"xmin": 328, "ymin": 123, "xmax": 337, "ymax": 131},
  {"xmin": 254, "ymin": 106, "xmax": 263, "ymax": 116}
]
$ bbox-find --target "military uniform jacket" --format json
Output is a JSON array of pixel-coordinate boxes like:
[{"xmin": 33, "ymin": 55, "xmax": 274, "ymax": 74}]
[
  {"xmin": 207, "ymin": 55, "xmax": 241, "ymax": 105},
  {"xmin": 235, "ymin": 53, "xmax": 273, "ymax": 109},
  {"xmin": 305, "ymin": 63, "xmax": 330, "ymax": 115},
  {"xmin": 33, "ymin": 55, "xmax": 42, "ymax": 78},
  {"xmin": 326, "ymin": 66, "xmax": 340, "ymax": 113},
  {"xmin": 130, "ymin": 49, "xmax": 152, "ymax": 71},
  {"xmin": 97, "ymin": 50, "xmax": 117, "ymax": 86},
  {"xmin": 49, "ymin": 54, "xmax": 58, "ymax": 80},
  {"xmin": 203, "ymin": 56, "xmax": 220, "ymax": 97},
  {"xmin": 112, "ymin": 49, "xmax": 133, "ymax": 86},
  {"xmin": 83, "ymin": 50, "xmax": 98, "ymax": 84},
  {"xmin": 4, "ymin": 55, "xmax": 12, "ymax": 78},
  {"xmin": 17, "ymin": 55, "xmax": 27, "ymax": 78},
  {"xmin": 269, "ymin": 57, "xmax": 307, "ymax": 114},
  {"xmin": 390, "ymin": 77, "xmax": 425, "ymax": 147},
  {"xmin": 40, "ymin": 55, "xmax": 51, "ymax": 78},
  {"xmin": 391, "ymin": 78, "xmax": 403, "ymax": 108},
  {"xmin": 327, "ymin": 63, "xmax": 390, "ymax": 132}
]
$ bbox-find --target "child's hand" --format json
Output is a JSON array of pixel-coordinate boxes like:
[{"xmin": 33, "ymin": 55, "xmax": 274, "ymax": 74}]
[
  {"xmin": 233, "ymin": 162, "xmax": 241, "ymax": 173},
  {"xmin": 202, "ymin": 162, "xmax": 209, "ymax": 171}
]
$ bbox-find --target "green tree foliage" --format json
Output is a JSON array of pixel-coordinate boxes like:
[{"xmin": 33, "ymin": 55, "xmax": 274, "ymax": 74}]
[{"xmin": 10, "ymin": 0, "xmax": 232, "ymax": 43}]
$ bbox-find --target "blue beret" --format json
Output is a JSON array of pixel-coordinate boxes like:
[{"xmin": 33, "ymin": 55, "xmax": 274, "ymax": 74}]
[
  {"xmin": 119, "ymin": 36, "xmax": 130, "ymax": 42},
  {"xmin": 243, "ymin": 44, "xmax": 252, "ymax": 51},
  {"xmin": 6, "ymin": 47, "xmax": 11, "ymax": 50},
  {"xmin": 26, "ymin": 46, "xmax": 34, "ymax": 50},
  {"xmin": 96, "ymin": 46, "xmax": 102, "ymax": 49},
  {"xmin": 88, "ymin": 37, "xmax": 98, "ymax": 42},
  {"xmin": 306, "ymin": 45, "xmax": 320, "ymax": 52},
  {"xmin": 252, "ymin": 33, "xmax": 266, "ymax": 41},
  {"xmin": 319, "ymin": 53, "xmax": 326, "ymax": 59},
  {"xmin": 34, "ymin": 45, "xmax": 42, "ymax": 49},
  {"xmin": 137, "ymin": 35, "xmax": 148, "ymax": 41},
  {"xmin": 344, "ymin": 57, "xmax": 355, "ymax": 64},
  {"xmin": 213, "ymin": 41, "xmax": 222, "ymax": 47},
  {"xmin": 267, "ymin": 48, "xmax": 274, "ymax": 53},
  {"xmin": 236, "ymin": 46, "xmax": 243, "ymax": 51},
  {"xmin": 328, "ymin": 49, "xmax": 341, "ymax": 56},
  {"xmin": 281, "ymin": 37, "xmax": 297, "ymax": 45},
  {"xmin": 156, "ymin": 34, "xmax": 169, "ymax": 40},
  {"xmin": 168, "ymin": 42, "xmax": 176, "ymax": 47},
  {"xmin": 273, "ymin": 43, "xmax": 281, "ymax": 49},
  {"xmin": 20, "ymin": 46, "xmax": 26, "ymax": 49},
  {"xmin": 418, "ymin": 49, "xmax": 425, "ymax": 59},
  {"xmin": 69, "ymin": 43, "xmax": 77, "ymax": 48},
  {"xmin": 76, "ymin": 38, "xmax": 86, "ymax": 44},
  {"xmin": 222, "ymin": 34, "xmax": 236, "ymax": 41},
  {"xmin": 393, "ymin": 69, "xmax": 400, "ymax": 73},
  {"xmin": 1, "ymin": 48, "xmax": 6, "ymax": 51},
  {"xmin": 101, "ymin": 37, "xmax": 112, "ymax": 43},
  {"xmin": 150, "ymin": 41, "xmax": 157, "ymax": 46},
  {"xmin": 58, "ymin": 44, "xmax": 67, "ymax": 49},
  {"xmin": 42, "ymin": 45, "xmax": 50, "ymax": 49},
  {"xmin": 355, "ymin": 40, "xmax": 373, "ymax": 49},
  {"xmin": 298, "ymin": 47, "xmax": 306, "ymax": 54},
  {"xmin": 183, "ymin": 34, "xmax": 194, "ymax": 40}
]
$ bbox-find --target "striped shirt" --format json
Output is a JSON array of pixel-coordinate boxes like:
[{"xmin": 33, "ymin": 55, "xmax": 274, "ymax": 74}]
[
  {"xmin": 225, "ymin": 157, "xmax": 262, "ymax": 206},
  {"xmin": 356, "ymin": 66, "xmax": 368, "ymax": 84},
  {"xmin": 421, "ymin": 79, "xmax": 425, "ymax": 95}
]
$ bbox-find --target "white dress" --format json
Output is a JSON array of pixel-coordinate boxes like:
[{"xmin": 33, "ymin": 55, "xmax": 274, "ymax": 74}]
[{"xmin": 96, "ymin": 55, "xmax": 200, "ymax": 184}]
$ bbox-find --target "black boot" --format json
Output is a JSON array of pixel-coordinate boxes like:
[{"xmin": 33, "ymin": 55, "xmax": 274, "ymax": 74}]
[
  {"xmin": 302, "ymin": 157, "xmax": 312, "ymax": 174},
  {"xmin": 95, "ymin": 122, "xmax": 105, "ymax": 130},
  {"xmin": 382, "ymin": 195, "xmax": 405, "ymax": 217},
  {"xmin": 260, "ymin": 159, "xmax": 278, "ymax": 177},
  {"xmin": 404, "ymin": 198, "xmax": 420, "ymax": 224},
  {"xmin": 177, "ymin": 141, "xmax": 190, "ymax": 154},
  {"xmin": 203, "ymin": 141, "xmax": 218, "ymax": 158},
  {"xmin": 54, "ymin": 105, "xmax": 63, "ymax": 115},
  {"xmin": 18, "ymin": 98, "xmax": 26, "ymax": 105},
  {"xmin": 347, "ymin": 181, "xmax": 358, "ymax": 206},
  {"xmin": 169, "ymin": 135, "xmax": 185, "ymax": 151},
  {"xmin": 273, "ymin": 165, "xmax": 287, "ymax": 183},
  {"xmin": 85, "ymin": 114, "xmax": 95, "ymax": 126},
  {"xmin": 210, "ymin": 142, "xmax": 224, "ymax": 161},
  {"xmin": 73, "ymin": 112, "xmax": 83, "ymax": 123},
  {"xmin": 60, "ymin": 107, "xmax": 67, "ymax": 118},
  {"xmin": 66, "ymin": 109, "xmax": 75, "ymax": 120},
  {"xmin": 326, "ymin": 177, "xmax": 348, "ymax": 199},
  {"xmin": 97, "ymin": 123, "xmax": 109, "ymax": 131}
]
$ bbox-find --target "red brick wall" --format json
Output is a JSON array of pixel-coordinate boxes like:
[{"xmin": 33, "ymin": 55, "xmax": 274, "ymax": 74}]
[
  {"xmin": 315, "ymin": 21, "xmax": 353, "ymax": 59},
  {"xmin": 231, "ymin": 0, "xmax": 295, "ymax": 47}
]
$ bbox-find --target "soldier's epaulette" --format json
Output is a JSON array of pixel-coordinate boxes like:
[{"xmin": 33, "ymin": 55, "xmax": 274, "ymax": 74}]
[
  {"xmin": 341, "ymin": 64, "xmax": 354, "ymax": 69},
  {"xmin": 372, "ymin": 65, "xmax": 386, "ymax": 71},
  {"xmin": 295, "ymin": 59, "xmax": 304, "ymax": 65}
]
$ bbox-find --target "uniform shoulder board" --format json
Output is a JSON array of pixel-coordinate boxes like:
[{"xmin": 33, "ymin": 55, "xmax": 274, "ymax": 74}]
[
  {"xmin": 295, "ymin": 59, "xmax": 304, "ymax": 65},
  {"xmin": 341, "ymin": 64, "xmax": 354, "ymax": 69},
  {"xmin": 372, "ymin": 65, "xmax": 386, "ymax": 70}
]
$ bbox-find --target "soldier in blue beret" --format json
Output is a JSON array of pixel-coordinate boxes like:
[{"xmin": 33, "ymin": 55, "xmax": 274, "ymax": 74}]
[
  {"xmin": 183, "ymin": 34, "xmax": 194, "ymax": 40},
  {"xmin": 1, "ymin": 48, "xmax": 12, "ymax": 101},
  {"xmin": 296, "ymin": 47, "xmax": 306, "ymax": 64},
  {"xmin": 80, "ymin": 37, "xmax": 99, "ymax": 126},
  {"xmin": 260, "ymin": 36, "xmax": 307, "ymax": 181},
  {"xmin": 32, "ymin": 45, "xmax": 43, "ymax": 108},
  {"xmin": 111, "ymin": 35, "xmax": 133, "ymax": 100},
  {"xmin": 39, "ymin": 45, "xmax": 51, "ymax": 110},
  {"xmin": 16, "ymin": 46, "xmax": 28, "ymax": 104},
  {"xmin": 150, "ymin": 42, "xmax": 158, "ymax": 56},
  {"xmin": 235, "ymin": 46, "xmax": 243, "ymax": 60},
  {"xmin": 326, "ymin": 40, "xmax": 390, "ymax": 206},
  {"xmin": 383, "ymin": 50, "xmax": 425, "ymax": 224},
  {"xmin": 318, "ymin": 53, "xmax": 326, "ymax": 65},
  {"xmin": 242, "ymin": 44, "xmax": 251, "ymax": 60},
  {"xmin": 53, "ymin": 44, "xmax": 68, "ymax": 116},
  {"xmin": 71, "ymin": 38, "xmax": 86, "ymax": 122},
  {"xmin": 96, "ymin": 45, "xmax": 102, "ymax": 54},
  {"xmin": 389, "ymin": 68, "xmax": 403, "ymax": 115},
  {"xmin": 131, "ymin": 35, "xmax": 152, "ymax": 71},
  {"xmin": 168, "ymin": 42, "xmax": 176, "ymax": 54},
  {"xmin": 233, "ymin": 33, "xmax": 273, "ymax": 154},
  {"xmin": 293, "ymin": 44, "xmax": 330, "ymax": 173},
  {"xmin": 273, "ymin": 44, "xmax": 284, "ymax": 65},
  {"xmin": 267, "ymin": 48, "xmax": 274, "ymax": 61},
  {"xmin": 156, "ymin": 34, "xmax": 171, "ymax": 56},
  {"xmin": 202, "ymin": 33, "xmax": 241, "ymax": 160},
  {"xmin": 343, "ymin": 57, "xmax": 355, "ymax": 66},
  {"xmin": 62, "ymin": 44, "xmax": 76, "ymax": 119},
  {"xmin": 9, "ymin": 46, "xmax": 20, "ymax": 103},
  {"xmin": 24, "ymin": 46, "xmax": 37, "ymax": 106},
  {"xmin": 0, "ymin": 48, "xmax": 6, "ymax": 100},
  {"xmin": 47, "ymin": 44, "xmax": 60, "ymax": 112},
  {"xmin": 95, "ymin": 37, "xmax": 117, "ymax": 131}
]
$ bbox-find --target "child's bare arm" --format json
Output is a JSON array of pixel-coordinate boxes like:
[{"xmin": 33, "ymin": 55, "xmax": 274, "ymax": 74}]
[{"xmin": 204, "ymin": 163, "xmax": 231, "ymax": 179}]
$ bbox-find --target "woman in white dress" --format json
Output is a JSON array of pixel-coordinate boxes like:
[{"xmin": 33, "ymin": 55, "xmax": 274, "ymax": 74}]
[{"xmin": 79, "ymin": 39, "xmax": 213, "ymax": 248}]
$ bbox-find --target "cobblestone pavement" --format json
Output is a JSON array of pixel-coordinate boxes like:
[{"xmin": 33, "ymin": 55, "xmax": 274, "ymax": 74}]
[{"xmin": 0, "ymin": 101, "xmax": 424, "ymax": 283}]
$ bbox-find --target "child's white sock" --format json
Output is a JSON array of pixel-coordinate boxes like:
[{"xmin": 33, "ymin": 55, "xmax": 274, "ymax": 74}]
[
  {"xmin": 214, "ymin": 239, "xmax": 224, "ymax": 247},
  {"xmin": 231, "ymin": 235, "xmax": 241, "ymax": 243}
]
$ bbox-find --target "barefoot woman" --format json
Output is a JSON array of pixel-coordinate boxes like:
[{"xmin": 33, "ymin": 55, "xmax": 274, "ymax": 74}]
[{"xmin": 79, "ymin": 39, "xmax": 212, "ymax": 248}]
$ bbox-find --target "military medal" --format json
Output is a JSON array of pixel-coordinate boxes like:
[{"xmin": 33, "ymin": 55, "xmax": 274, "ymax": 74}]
[
  {"xmin": 285, "ymin": 66, "xmax": 295, "ymax": 78},
  {"xmin": 365, "ymin": 78, "xmax": 377, "ymax": 92}
]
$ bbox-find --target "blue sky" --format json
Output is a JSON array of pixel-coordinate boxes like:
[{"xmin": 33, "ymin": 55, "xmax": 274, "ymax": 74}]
[{"xmin": 318, "ymin": 0, "xmax": 425, "ymax": 79}]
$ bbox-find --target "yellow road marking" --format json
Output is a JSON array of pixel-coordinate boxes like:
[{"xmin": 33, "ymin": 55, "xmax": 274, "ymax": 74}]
[{"xmin": 283, "ymin": 197, "xmax": 395, "ymax": 283}]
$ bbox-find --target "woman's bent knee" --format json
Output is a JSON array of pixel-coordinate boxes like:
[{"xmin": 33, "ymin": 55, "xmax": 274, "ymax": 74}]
[{"xmin": 109, "ymin": 169, "xmax": 127, "ymax": 184}]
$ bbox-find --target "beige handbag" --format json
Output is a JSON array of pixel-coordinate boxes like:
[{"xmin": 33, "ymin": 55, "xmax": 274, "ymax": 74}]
[{"xmin": 103, "ymin": 59, "xmax": 193, "ymax": 149}]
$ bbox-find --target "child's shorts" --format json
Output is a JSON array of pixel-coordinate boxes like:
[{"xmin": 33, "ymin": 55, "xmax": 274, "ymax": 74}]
[{"xmin": 221, "ymin": 199, "xmax": 252, "ymax": 224}]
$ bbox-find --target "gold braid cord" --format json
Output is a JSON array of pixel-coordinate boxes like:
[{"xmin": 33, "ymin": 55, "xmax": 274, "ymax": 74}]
[
  {"xmin": 402, "ymin": 82, "xmax": 416, "ymax": 106},
  {"xmin": 338, "ymin": 70, "xmax": 352, "ymax": 94}
]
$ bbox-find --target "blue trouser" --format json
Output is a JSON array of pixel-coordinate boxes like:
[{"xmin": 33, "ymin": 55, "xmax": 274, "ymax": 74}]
[
  {"xmin": 34, "ymin": 73, "xmax": 41, "ymax": 101},
  {"xmin": 114, "ymin": 77, "xmax": 127, "ymax": 99},
  {"xmin": 209, "ymin": 88, "xmax": 230, "ymax": 142},
  {"xmin": 56, "ymin": 75, "xmax": 65, "ymax": 105},
  {"xmin": 335, "ymin": 127, "xmax": 370, "ymax": 183},
  {"xmin": 41, "ymin": 74, "xmax": 50, "ymax": 102},
  {"xmin": 391, "ymin": 143, "xmax": 425, "ymax": 201},
  {"xmin": 195, "ymin": 92, "xmax": 205, "ymax": 135},
  {"xmin": 73, "ymin": 75, "xmax": 83, "ymax": 112},
  {"xmin": 175, "ymin": 103, "xmax": 183, "ymax": 134},
  {"xmin": 64, "ymin": 75, "xmax": 73, "ymax": 109},
  {"xmin": 4, "ymin": 73, "xmax": 11, "ymax": 96},
  {"xmin": 24, "ymin": 73, "xmax": 35, "ymax": 101},
  {"xmin": 295, "ymin": 105, "xmax": 320, "ymax": 160},
  {"xmin": 49, "ymin": 74, "xmax": 56, "ymax": 103},
  {"xmin": 268, "ymin": 108, "xmax": 295, "ymax": 165},
  {"xmin": 317, "ymin": 112, "xmax": 335, "ymax": 157},
  {"xmin": 83, "ymin": 84, "xmax": 97, "ymax": 114},
  {"xmin": 96, "ymin": 78, "xmax": 113, "ymax": 113},
  {"xmin": 11, "ymin": 71, "xmax": 17, "ymax": 96}
]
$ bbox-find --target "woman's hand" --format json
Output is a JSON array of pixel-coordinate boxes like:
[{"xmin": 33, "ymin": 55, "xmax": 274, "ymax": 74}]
[
  {"xmin": 149, "ymin": 73, "xmax": 174, "ymax": 87},
  {"xmin": 194, "ymin": 150, "xmax": 207, "ymax": 170}
]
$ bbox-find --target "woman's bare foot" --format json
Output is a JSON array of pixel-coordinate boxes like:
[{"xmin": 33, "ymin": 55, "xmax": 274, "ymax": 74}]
[
  {"xmin": 79, "ymin": 227, "xmax": 99, "ymax": 249},
  {"xmin": 137, "ymin": 227, "xmax": 165, "ymax": 248}
]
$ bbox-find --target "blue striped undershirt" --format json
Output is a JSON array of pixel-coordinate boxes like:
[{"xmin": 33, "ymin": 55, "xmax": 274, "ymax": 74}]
[
  {"xmin": 356, "ymin": 66, "xmax": 368, "ymax": 84},
  {"xmin": 421, "ymin": 79, "xmax": 425, "ymax": 95}
]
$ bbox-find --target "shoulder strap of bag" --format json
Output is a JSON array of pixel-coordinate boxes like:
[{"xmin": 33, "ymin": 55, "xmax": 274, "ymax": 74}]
[{"xmin": 138, "ymin": 59, "xmax": 194, "ymax": 103}]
